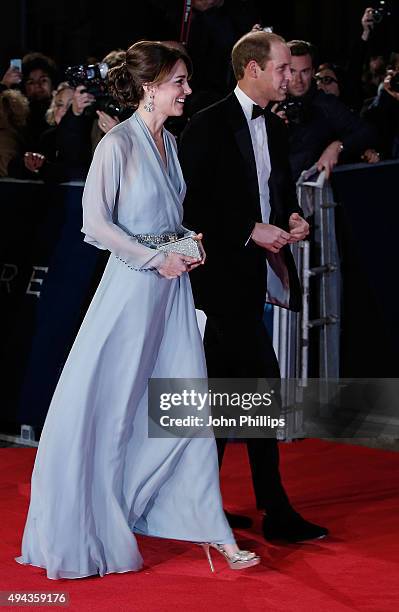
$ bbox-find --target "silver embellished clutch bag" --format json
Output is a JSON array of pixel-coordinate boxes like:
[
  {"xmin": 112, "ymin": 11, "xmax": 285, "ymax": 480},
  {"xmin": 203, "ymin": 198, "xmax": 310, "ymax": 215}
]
[{"xmin": 157, "ymin": 236, "xmax": 203, "ymax": 260}]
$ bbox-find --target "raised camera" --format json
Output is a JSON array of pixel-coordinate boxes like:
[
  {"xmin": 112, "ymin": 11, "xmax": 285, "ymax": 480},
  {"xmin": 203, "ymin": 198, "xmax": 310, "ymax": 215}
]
[
  {"xmin": 65, "ymin": 62, "xmax": 124, "ymax": 119},
  {"xmin": 65, "ymin": 62, "xmax": 109, "ymax": 97},
  {"xmin": 275, "ymin": 98, "xmax": 305, "ymax": 124},
  {"xmin": 372, "ymin": 1, "xmax": 391, "ymax": 24}
]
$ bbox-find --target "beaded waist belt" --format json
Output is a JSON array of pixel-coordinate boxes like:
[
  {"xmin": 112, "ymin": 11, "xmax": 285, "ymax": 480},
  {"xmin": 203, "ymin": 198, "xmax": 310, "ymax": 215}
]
[{"xmin": 133, "ymin": 232, "xmax": 184, "ymax": 247}]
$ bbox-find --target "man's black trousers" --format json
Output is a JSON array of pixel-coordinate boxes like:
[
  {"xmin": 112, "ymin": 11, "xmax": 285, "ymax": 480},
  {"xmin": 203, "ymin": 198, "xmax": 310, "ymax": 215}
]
[{"xmin": 204, "ymin": 312, "xmax": 292, "ymax": 517}]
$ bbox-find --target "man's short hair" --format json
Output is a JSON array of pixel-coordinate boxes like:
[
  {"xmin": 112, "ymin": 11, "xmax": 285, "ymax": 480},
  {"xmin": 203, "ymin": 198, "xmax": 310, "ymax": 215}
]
[
  {"xmin": 287, "ymin": 40, "xmax": 317, "ymax": 67},
  {"xmin": 232, "ymin": 31, "xmax": 286, "ymax": 81}
]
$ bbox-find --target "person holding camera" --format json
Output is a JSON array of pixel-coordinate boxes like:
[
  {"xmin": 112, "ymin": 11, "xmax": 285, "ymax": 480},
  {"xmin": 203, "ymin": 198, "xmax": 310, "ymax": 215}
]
[
  {"xmin": 62, "ymin": 50, "xmax": 133, "ymax": 166},
  {"xmin": 44, "ymin": 83, "xmax": 97, "ymax": 180},
  {"xmin": 277, "ymin": 40, "xmax": 377, "ymax": 181},
  {"xmin": 363, "ymin": 58, "xmax": 399, "ymax": 160},
  {"xmin": 7, "ymin": 81, "xmax": 95, "ymax": 182},
  {"xmin": 21, "ymin": 81, "xmax": 74, "ymax": 176},
  {"xmin": 21, "ymin": 82, "xmax": 96, "ymax": 182},
  {"xmin": 0, "ymin": 63, "xmax": 23, "ymax": 91},
  {"xmin": 90, "ymin": 50, "xmax": 132, "ymax": 151}
]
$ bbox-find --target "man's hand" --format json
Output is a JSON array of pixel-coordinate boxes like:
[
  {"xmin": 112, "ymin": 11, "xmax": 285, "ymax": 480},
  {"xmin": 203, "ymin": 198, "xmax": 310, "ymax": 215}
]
[
  {"xmin": 97, "ymin": 110, "xmax": 120, "ymax": 134},
  {"xmin": 383, "ymin": 71, "xmax": 399, "ymax": 102},
  {"xmin": 251, "ymin": 223, "xmax": 291, "ymax": 253},
  {"xmin": 72, "ymin": 85, "xmax": 95, "ymax": 116},
  {"xmin": 271, "ymin": 103, "xmax": 289, "ymax": 125},
  {"xmin": 288, "ymin": 213, "xmax": 309, "ymax": 242},
  {"xmin": 157, "ymin": 252, "xmax": 201, "ymax": 279},
  {"xmin": 361, "ymin": 7, "xmax": 374, "ymax": 41},
  {"xmin": 361, "ymin": 148, "xmax": 380, "ymax": 163},
  {"xmin": 316, "ymin": 140, "xmax": 343, "ymax": 178},
  {"xmin": 24, "ymin": 152, "xmax": 45, "ymax": 173},
  {"xmin": 1, "ymin": 66, "xmax": 22, "ymax": 88}
]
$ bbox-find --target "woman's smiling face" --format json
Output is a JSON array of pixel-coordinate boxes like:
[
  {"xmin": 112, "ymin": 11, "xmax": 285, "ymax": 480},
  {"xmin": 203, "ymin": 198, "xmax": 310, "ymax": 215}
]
[{"xmin": 150, "ymin": 60, "xmax": 192, "ymax": 118}]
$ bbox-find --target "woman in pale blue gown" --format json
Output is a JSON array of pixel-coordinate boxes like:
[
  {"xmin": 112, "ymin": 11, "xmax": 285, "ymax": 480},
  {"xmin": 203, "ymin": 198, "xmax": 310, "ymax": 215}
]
[{"xmin": 16, "ymin": 41, "xmax": 260, "ymax": 579}]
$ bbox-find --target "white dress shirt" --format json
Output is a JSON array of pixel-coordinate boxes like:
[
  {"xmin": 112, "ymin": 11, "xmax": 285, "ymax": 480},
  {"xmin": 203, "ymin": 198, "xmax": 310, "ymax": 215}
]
[{"xmin": 234, "ymin": 85, "xmax": 271, "ymax": 224}]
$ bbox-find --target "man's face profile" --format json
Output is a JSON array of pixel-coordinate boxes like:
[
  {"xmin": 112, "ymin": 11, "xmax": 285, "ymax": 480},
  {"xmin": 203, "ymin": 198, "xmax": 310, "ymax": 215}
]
[{"xmin": 256, "ymin": 42, "xmax": 292, "ymax": 103}]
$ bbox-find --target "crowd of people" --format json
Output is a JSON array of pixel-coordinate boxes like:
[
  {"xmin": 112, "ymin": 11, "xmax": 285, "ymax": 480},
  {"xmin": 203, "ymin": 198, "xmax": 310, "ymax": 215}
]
[{"xmin": 0, "ymin": 5, "xmax": 399, "ymax": 184}]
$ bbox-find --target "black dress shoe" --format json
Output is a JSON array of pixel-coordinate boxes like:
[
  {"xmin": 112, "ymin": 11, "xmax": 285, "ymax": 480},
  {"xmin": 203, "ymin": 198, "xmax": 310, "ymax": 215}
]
[
  {"xmin": 225, "ymin": 511, "xmax": 253, "ymax": 529},
  {"xmin": 262, "ymin": 513, "xmax": 329, "ymax": 542}
]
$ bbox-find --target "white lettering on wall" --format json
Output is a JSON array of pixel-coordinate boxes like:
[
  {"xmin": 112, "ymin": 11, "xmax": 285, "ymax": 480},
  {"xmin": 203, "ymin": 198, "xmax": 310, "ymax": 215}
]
[
  {"xmin": 0, "ymin": 263, "xmax": 18, "ymax": 294},
  {"xmin": 26, "ymin": 266, "xmax": 49, "ymax": 298}
]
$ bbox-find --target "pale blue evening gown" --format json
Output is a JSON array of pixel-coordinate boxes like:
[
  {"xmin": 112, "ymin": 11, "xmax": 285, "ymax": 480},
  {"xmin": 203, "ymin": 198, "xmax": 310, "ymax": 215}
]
[{"xmin": 16, "ymin": 111, "xmax": 234, "ymax": 580}]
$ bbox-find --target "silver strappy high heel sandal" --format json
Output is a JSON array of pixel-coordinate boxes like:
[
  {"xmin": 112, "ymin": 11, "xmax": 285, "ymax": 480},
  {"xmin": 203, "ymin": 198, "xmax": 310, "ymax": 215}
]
[{"xmin": 201, "ymin": 543, "xmax": 261, "ymax": 572}]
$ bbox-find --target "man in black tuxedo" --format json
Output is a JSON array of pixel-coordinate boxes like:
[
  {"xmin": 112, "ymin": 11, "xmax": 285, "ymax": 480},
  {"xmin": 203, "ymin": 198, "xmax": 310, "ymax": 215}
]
[{"xmin": 180, "ymin": 31, "xmax": 328, "ymax": 542}]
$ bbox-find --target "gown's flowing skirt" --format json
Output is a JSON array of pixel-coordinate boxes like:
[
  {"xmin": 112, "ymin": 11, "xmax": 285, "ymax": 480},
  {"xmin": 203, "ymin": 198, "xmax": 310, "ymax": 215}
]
[{"xmin": 16, "ymin": 255, "xmax": 233, "ymax": 579}]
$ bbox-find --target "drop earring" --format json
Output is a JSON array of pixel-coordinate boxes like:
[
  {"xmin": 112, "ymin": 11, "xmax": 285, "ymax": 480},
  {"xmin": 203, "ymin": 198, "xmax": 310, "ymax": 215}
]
[{"xmin": 144, "ymin": 91, "xmax": 155, "ymax": 113}]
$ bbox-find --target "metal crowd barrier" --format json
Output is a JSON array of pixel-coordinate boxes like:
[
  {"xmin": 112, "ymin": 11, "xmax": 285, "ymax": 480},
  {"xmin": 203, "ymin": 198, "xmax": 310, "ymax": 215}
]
[
  {"xmin": 275, "ymin": 159, "xmax": 399, "ymax": 439},
  {"xmin": 274, "ymin": 166, "xmax": 341, "ymax": 382},
  {"xmin": 273, "ymin": 167, "xmax": 341, "ymax": 440}
]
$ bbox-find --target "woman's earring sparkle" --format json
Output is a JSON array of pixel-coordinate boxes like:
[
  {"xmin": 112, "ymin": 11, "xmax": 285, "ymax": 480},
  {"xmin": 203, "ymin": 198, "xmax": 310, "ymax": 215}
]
[{"xmin": 144, "ymin": 92, "xmax": 155, "ymax": 113}]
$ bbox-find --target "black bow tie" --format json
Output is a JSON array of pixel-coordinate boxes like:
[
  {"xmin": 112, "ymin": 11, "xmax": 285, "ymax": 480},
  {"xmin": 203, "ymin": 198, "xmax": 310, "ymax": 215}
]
[{"xmin": 251, "ymin": 104, "xmax": 265, "ymax": 120}]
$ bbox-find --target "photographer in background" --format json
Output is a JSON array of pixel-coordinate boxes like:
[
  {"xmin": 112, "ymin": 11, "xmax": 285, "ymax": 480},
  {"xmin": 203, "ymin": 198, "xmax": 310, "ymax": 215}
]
[
  {"xmin": 363, "ymin": 55, "xmax": 399, "ymax": 160},
  {"xmin": 20, "ymin": 81, "xmax": 91, "ymax": 182},
  {"xmin": 346, "ymin": 6, "xmax": 388, "ymax": 107},
  {"xmin": 8, "ymin": 80, "xmax": 94, "ymax": 182},
  {"xmin": 90, "ymin": 49, "xmax": 131, "ymax": 152},
  {"xmin": 276, "ymin": 40, "xmax": 377, "ymax": 180},
  {"xmin": 48, "ymin": 81, "xmax": 96, "ymax": 180},
  {"xmin": 63, "ymin": 50, "xmax": 129, "ymax": 159},
  {"xmin": 30, "ymin": 50, "xmax": 127, "ymax": 182}
]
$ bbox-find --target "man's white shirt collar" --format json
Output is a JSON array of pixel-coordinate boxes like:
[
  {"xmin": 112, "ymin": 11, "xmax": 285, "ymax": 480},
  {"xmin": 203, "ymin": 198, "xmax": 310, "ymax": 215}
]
[{"xmin": 234, "ymin": 85, "xmax": 264, "ymax": 122}]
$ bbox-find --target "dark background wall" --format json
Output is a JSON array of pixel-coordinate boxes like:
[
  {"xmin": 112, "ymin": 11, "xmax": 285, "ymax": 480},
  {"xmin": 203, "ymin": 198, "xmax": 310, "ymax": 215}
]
[{"xmin": 1, "ymin": 1, "xmax": 399, "ymax": 75}]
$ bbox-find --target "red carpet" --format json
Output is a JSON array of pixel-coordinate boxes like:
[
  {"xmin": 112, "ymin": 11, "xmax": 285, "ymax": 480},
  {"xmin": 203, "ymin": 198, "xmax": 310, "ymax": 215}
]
[{"xmin": 1, "ymin": 440, "xmax": 399, "ymax": 611}]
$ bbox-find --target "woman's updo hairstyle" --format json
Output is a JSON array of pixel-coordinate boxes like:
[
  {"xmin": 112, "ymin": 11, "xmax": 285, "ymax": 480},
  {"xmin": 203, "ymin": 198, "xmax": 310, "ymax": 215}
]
[{"xmin": 107, "ymin": 40, "xmax": 192, "ymax": 108}]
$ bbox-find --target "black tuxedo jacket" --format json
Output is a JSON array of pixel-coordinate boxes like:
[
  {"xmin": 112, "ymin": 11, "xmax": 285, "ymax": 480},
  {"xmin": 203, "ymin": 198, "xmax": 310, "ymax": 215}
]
[{"xmin": 179, "ymin": 92, "xmax": 303, "ymax": 318}]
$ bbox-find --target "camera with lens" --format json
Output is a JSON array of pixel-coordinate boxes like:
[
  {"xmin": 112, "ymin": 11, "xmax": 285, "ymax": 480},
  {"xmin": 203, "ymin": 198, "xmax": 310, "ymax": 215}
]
[
  {"xmin": 65, "ymin": 62, "xmax": 109, "ymax": 96},
  {"xmin": 372, "ymin": 1, "xmax": 391, "ymax": 24},
  {"xmin": 275, "ymin": 98, "xmax": 305, "ymax": 124},
  {"xmin": 65, "ymin": 62, "xmax": 124, "ymax": 119}
]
